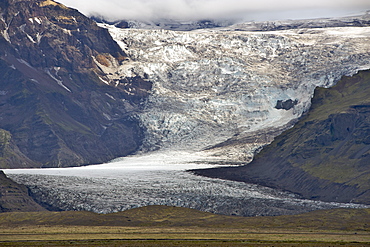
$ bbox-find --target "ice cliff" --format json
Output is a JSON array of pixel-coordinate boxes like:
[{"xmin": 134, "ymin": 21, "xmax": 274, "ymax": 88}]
[{"xmin": 97, "ymin": 18, "xmax": 370, "ymax": 163}]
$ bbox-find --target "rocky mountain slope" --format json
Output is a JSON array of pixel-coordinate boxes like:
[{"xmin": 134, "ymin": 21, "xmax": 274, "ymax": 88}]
[
  {"xmin": 0, "ymin": 0, "xmax": 151, "ymax": 168},
  {"xmin": 96, "ymin": 12, "xmax": 370, "ymax": 32},
  {"xmin": 0, "ymin": 170, "xmax": 45, "ymax": 212},
  {"xmin": 100, "ymin": 16, "xmax": 370, "ymax": 162},
  {"xmin": 93, "ymin": 17, "xmax": 235, "ymax": 31},
  {"xmin": 1, "ymin": 0, "xmax": 370, "ymax": 170},
  {"xmin": 223, "ymin": 12, "xmax": 370, "ymax": 32},
  {"xmin": 194, "ymin": 70, "xmax": 370, "ymax": 205}
]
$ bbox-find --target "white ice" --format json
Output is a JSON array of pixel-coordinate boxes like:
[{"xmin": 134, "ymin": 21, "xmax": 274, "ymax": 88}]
[{"xmin": 4, "ymin": 151, "xmax": 369, "ymax": 216}]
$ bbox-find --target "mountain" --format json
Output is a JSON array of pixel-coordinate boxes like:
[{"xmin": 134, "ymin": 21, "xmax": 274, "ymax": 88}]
[
  {"xmin": 1, "ymin": 0, "xmax": 370, "ymax": 170},
  {"xmin": 0, "ymin": 170, "xmax": 45, "ymax": 212},
  {"xmin": 194, "ymin": 70, "xmax": 370, "ymax": 205},
  {"xmin": 92, "ymin": 17, "xmax": 234, "ymax": 31},
  {"xmin": 0, "ymin": 0, "xmax": 151, "ymax": 168},
  {"xmin": 223, "ymin": 12, "xmax": 370, "ymax": 31},
  {"xmin": 95, "ymin": 12, "xmax": 370, "ymax": 32},
  {"xmin": 1, "ymin": 1, "xmax": 370, "ymax": 218}
]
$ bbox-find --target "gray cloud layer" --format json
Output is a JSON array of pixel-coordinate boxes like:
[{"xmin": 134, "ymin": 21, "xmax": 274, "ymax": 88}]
[{"xmin": 58, "ymin": 0, "xmax": 370, "ymax": 21}]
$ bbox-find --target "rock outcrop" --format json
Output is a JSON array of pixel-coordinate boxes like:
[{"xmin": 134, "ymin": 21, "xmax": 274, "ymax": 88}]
[
  {"xmin": 0, "ymin": 0, "xmax": 151, "ymax": 168},
  {"xmin": 224, "ymin": 12, "xmax": 370, "ymax": 31},
  {"xmin": 0, "ymin": 170, "xmax": 46, "ymax": 212},
  {"xmin": 194, "ymin": 70, "xmax": 370, "ymax": 205}
]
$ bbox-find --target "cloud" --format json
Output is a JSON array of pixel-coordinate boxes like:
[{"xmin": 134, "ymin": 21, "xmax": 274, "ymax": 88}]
[{"xmin": 57, "ymin": 0, "xmax": 370, "ymax": 22}]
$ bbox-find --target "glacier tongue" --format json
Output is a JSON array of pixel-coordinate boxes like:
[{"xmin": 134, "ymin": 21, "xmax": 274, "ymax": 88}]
[{"xmin": 99, "ymin": 24, "xmax": 370, "ymax": 162}]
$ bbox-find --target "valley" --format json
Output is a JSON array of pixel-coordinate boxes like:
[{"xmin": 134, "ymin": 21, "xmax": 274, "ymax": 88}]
[{"xmin": 0, "ymin": 0, "xmax": 370, "ymax": 233}]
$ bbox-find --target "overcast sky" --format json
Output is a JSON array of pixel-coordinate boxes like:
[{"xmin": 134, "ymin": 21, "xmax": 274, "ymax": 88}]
[{"xmin": 57, "ymin": 0, "xmax": 370, "ymax": 22}]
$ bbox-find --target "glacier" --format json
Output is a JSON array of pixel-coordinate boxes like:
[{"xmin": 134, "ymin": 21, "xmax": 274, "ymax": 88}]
[
  {"xmin": 96, "ymin": 23, "xmax": 370, "ymax": 163},
  {"xmin": 5, "ymin": 151, "xmax": 369, "ymax": 216},
  {"xmin": 5, "ymin": 17, "xmax": 370, "ymax": 216}
]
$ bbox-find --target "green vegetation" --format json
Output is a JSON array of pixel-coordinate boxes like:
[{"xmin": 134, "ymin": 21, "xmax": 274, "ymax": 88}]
[
  {"xmin": 1, "ymin": 205, "xmax": 369, "ymax": 230},
  {"xmin": 196, "ymin": 69, "xmax": 370, "ymax": 204},
  {"xmin": 275, "ymin": 70, "xmax": 370, "ymax": 190},
  {"xmin": 0, "ymin": 205, "xmax": 369, "ymax": 246},
  {"xmin": 0, "ymin": 129, "xmax": 32, "ymax": 168},
  {"xmin": 0, "ymin": 129, "xmax": 11, "ymax": 157},
  {"xmin": 308, "ymin": 71, "xmax": 370, "ymax": 121}
]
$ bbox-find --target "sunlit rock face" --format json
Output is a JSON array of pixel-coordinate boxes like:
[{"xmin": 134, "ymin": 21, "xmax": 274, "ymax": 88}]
[
  {"xmin": 99, "ymin": 22, "xmax": 370, "ymax": 163},
  {"xmin": 0, "ymin": 0, "xmax": 152, "ymax": 168}
]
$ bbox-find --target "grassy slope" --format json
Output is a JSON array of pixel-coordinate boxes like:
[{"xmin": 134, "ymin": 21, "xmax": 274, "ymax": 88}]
[
  {"xmin": 0, "ymin": 205, "xmax": 369, "ymax": 230},
  {"xmin": 281, "ymin": 69, "xmax": 370, "ymax": 187},
  {"xmin": 0, "ymin": 205, "xmax": 369, "ymax": 246},
  {"xmin": 194, "ymin": 69, "xmax": 370, "ymax": 204}
]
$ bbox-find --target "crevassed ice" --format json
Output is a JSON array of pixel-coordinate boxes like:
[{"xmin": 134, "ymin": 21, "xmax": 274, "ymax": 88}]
[
  {"xmin": 98, "ymin": 24, "xmax": 370, "ymax": 162},
  {"xmin": 5, "ymin": 151, "xmax": 369, "ymax": 216}
]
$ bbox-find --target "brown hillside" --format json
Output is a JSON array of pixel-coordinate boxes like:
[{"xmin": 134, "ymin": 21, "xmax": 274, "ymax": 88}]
[{"xmin": 0, "ymin": 171, "xmax": 46, "ymax": 212}]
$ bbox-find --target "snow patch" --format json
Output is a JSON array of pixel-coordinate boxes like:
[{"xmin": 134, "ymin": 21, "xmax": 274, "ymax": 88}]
[
  {"xmin": 1, "ymin": 29, "xmax": 11, "ymax": 43},
  {"xmin": 61, "ymin": 28, "xmax": 71, "ymax": 36},
  {"xmin": 99, "ymin": 76, "xmax": 110, "ymax": 85},
  {"xmin": 26, "ymin": 33, "xmax": 36, "ymax": 43},
  {"xmin": 102, "ymin": 113, "xmax": 111, "ymax": 121},
  {"xmin": 17, "ymin": 58, "xmax": 33, "ymax": 68},
  {"xmin": 105, "ymin": 93, "xmax": 116, "ymax": 100},
  {"xmin": 34, "ymin": 17, "xmax": 42, "ymax": 25},
  {"xmin": 36, "ymin": 33, "xmax": 42, "ymax": 44},
  {"xmin": 46, "ymin": 68, "xmax": 72, "ymax": 92},
  {"xmin": 30, "ymin": 79, "xmax": 39, "ymax": 84}
]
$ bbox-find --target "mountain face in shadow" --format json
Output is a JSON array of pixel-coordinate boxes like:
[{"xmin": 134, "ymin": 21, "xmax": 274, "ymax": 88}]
[
  {"xmin": 0, "ymin": 0, "xmax": 152, "ymax": 168},
  {"xmin": 0, "ymin": 171, "xmax": 46, "ymax": 212},
  {"xmin": 194, "ymin": 70, "xmax": 370, "ymax": 205}
]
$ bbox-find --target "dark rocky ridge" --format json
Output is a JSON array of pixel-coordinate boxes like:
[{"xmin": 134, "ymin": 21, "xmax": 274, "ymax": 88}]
[
  {"xmin": 0, "ymin": 0, "xmax": 152, "ymax": 168},
  {"xmin": 92, "ymin": 16, "xmax": 234, "ymax": 31},
  {"xmin": 194, "ymin": 70, "xmax": 370, "ymax": 205},
  {"xmin": 94, "ymin": 12, "xmax": 370, "ymax": 32},
  {"xmin": 226, "ymin": 12, "xmax": 370, "ymax": 31},
  {"xmin": 0, "ymin": 170, "xmax": 46, "ymax": 212}
]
